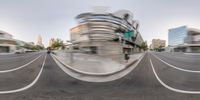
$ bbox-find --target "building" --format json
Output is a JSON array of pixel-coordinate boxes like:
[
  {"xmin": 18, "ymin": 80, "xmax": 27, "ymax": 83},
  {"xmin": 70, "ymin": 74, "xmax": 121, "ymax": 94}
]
[
  {"xmin": 168, "ymin": 26, "xmax": 188, "ymax": 46},
  {"xmin": 49, "ymin": 38, "xmax": 55, "ymax": 47},
  {"xmin": 37, "ymin": 35, "xmax": 44, "ymax": 47},
  {"xmin": 0, "ymin": 30, "xmax": 42, "ymax": 53},
  {"xmin": 27, "ymin": 42, "xmax": 35, "ymax": 45},
  {"xmin": 168, "ymin": 26, "xmax": 200, "ymax": 53},
  {"xmin": 70, "ymin": 9, "xmax": 144, "ymax": 56},
  {"xmin": 149, "ymin": 44, "xmax": 153, "ymax": 50},
  {"xmin": 0, "ymin": 30, "xmax": 17, "ymax": 53},
  {"xmin": 151, "ymin": 39, "xmax": 166, "ymax": 49}
]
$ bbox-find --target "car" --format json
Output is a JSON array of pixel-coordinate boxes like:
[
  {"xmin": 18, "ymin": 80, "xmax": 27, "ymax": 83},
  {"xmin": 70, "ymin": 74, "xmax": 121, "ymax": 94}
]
[
  {"xmin": 15, "ymin": 49, "xmax": 25, "ymax": 54},
  {"xmin": 47, "ymin": 50, "xmax": 51, "ymax": 54},
  {"xmin": 47, "ymin": 47, "xmax": 51, "ymax": 54}
]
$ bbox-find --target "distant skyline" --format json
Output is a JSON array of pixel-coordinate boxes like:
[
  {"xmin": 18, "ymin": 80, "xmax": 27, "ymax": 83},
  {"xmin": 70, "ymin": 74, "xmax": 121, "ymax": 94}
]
[{"xmin": 1, "ymin": 0, "xmax": 200, "ymax": 47}]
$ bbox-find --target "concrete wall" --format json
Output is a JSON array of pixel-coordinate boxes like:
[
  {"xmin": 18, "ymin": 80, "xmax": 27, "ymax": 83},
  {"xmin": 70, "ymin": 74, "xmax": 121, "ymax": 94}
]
[
  {"xmin": 0, "ymin": 44, "xmax": 16, "ymax": 53},
  {"xmin": 77, "ymin": 41, "xmax": 123, "ymax": 55}
]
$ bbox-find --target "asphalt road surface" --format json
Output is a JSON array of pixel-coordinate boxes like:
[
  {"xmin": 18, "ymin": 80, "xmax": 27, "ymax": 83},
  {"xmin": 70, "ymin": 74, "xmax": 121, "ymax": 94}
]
[{"xmin": 0, "ymin": 51, "xmax": 200, "ymax": 100}]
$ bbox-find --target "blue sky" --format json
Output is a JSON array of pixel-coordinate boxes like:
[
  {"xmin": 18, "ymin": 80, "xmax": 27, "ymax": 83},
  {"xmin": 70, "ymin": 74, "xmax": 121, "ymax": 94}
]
[{"xmin": 0, "ymin": 0, "xmax": 200, "ymax": 47}]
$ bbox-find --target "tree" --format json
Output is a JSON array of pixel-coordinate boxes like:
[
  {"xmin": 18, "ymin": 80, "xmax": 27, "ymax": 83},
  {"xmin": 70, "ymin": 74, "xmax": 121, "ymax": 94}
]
[
  {"xmin": 159, "ymin": 45, "xmax": 164, "ymax": 49},
  {"xmin": 35, "ymin": 45, "xmax": 44, "ymax": 50},
  {"xmin": 140, "ymin": 41, "xmax": 148, "ymax": 51},
  {"xmin": 22, "ymin": 43, "xmax": 44, "ymax": 50},
  {"xmin": 51, "ymin": 39, "xmax": 65, "ymax": 50}
]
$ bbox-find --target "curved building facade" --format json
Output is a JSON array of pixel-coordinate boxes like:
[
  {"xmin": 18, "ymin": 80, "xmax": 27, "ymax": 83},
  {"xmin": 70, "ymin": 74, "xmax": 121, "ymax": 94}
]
[{"xmin": 70, "ymin": 10, "xmax": 144, "ymax": 55}]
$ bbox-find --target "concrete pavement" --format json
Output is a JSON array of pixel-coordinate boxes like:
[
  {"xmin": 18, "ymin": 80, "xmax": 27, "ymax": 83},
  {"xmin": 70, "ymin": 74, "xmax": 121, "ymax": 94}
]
[
  {"xmin": 51, "ymin": 52, "xmax": 145, "ymax": 82},
  {"xmin": 53, "ymin": 51, "xmax": 143, "ymax": 74}
]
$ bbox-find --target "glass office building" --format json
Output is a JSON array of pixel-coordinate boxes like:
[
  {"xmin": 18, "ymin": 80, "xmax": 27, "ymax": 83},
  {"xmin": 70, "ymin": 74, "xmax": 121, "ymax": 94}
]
[
  {"xmin": 168, "ymin": 26, "xmax": 188, "ymax": 46},
  {"xmin": 168, "ymin": 26, "xmax": 200, "ymax": 52}
]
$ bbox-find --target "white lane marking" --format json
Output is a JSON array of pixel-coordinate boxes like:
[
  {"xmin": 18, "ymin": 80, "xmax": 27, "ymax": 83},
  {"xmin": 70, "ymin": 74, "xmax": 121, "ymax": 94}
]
[
  {"xmin": 0, "ymin": 54, "xmax": 47, "ymax": 94},
  {"xmin": 151, "ymin": 53, "xmax": 200, "ymax": 73},
  {"xmin": 0, "ymin": 52, "xmax": 41, "ymax": 60},
  {"xmin": 0, "ymin": 55, "xmax": 42, "ymax": 73},
  {"xmin": 150, "ymin": 59, "xmax": 200, "ymax": 94}
]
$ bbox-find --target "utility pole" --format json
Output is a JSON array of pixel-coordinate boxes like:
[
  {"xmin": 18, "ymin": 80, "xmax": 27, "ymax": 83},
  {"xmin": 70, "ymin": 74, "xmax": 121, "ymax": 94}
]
[{"xmin": 67, "ymin": 40, "xmax": 73, "ymax": 63}]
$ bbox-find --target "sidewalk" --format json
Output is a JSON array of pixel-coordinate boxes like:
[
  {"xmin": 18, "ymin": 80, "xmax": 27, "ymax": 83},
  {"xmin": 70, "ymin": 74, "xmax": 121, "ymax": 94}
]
[{"xmin": 53, "ymin": 51, "xmax": 144, "ymax": 74}]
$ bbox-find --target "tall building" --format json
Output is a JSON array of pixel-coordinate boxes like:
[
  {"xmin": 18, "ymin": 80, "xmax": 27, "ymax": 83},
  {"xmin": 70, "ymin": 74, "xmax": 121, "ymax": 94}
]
[
  {"xmin": 168, "ymin": 26, "xmax": 200, "ymax": 52},
  {"xmin": 37, "ymin": 35, "xmax": 44, "ymax": 47},
  {"xmin": 151, "ymin": 39, "xmax": 166, "ymax": 49},
  {"xmin": 49, "ymin": 38, "xmax": 55, "ymax": 47},
  {"xmin": 149, "ymin": 44, "xmax": 153, "ymax": 50},
  {"xmin": 70, "ymin": 9, "xmax": 144, "ymax": 56},
  {"xmin": 168, "ymin": 26, "xmax": 188, "ymax": 46}
]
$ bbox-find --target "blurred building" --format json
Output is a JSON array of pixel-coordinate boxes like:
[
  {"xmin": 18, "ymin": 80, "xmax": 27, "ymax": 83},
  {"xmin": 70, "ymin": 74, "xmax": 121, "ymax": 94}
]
[
  {"xmin": 70, "ymin": 9, "xmax": 144, "ymax": 56},
  {"xmin": 37, "ymin": 35, "xmax": 44, "ymax": 47},
  {"xmin": 49, "ymin": 38, "xmax": 55, "ymax": 47},
  {"xmin": 0, "ymin": 30, "xmax": 17, "ymax": 53},
  {"xmin": 27, "ymin": 42, "xmax": 35, "ymax": 45},
  {"xmin": 0, "ymin": 30, "xmax": 41, "ymax": 53},
  {"xmin": 149, "ymin": 44, "xmax": 153, "ymax": 50},
  {"xmin": 168, "ymin": 26, "xmax": 200, "ymax": 52},
  {"xmin": 151, "ymin": 39, "xmax": 166, "ymax": 49}
]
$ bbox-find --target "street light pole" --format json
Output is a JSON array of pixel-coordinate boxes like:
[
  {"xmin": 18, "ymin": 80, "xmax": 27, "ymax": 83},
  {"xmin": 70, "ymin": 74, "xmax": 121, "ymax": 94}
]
[{"xmin": 67, "ymin": 40, "xmax": 73, "ymax": 63}]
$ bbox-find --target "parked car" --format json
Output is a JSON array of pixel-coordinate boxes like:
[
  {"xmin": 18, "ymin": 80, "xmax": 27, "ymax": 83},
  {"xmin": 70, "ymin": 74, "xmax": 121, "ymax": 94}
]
[{"xmin": 15, "ymin": 49, "xmax": 25, "ymax": 54}]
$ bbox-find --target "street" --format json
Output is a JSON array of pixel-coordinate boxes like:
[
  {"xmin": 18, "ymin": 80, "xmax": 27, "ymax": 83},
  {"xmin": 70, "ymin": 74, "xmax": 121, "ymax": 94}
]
[
  {"xmin": 1, "ymin": 0, "xmax": 200, "ymax": 100},
  {"xmin": 0, "ymin": 52, "xmax": 200, "ymax": 100}
]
